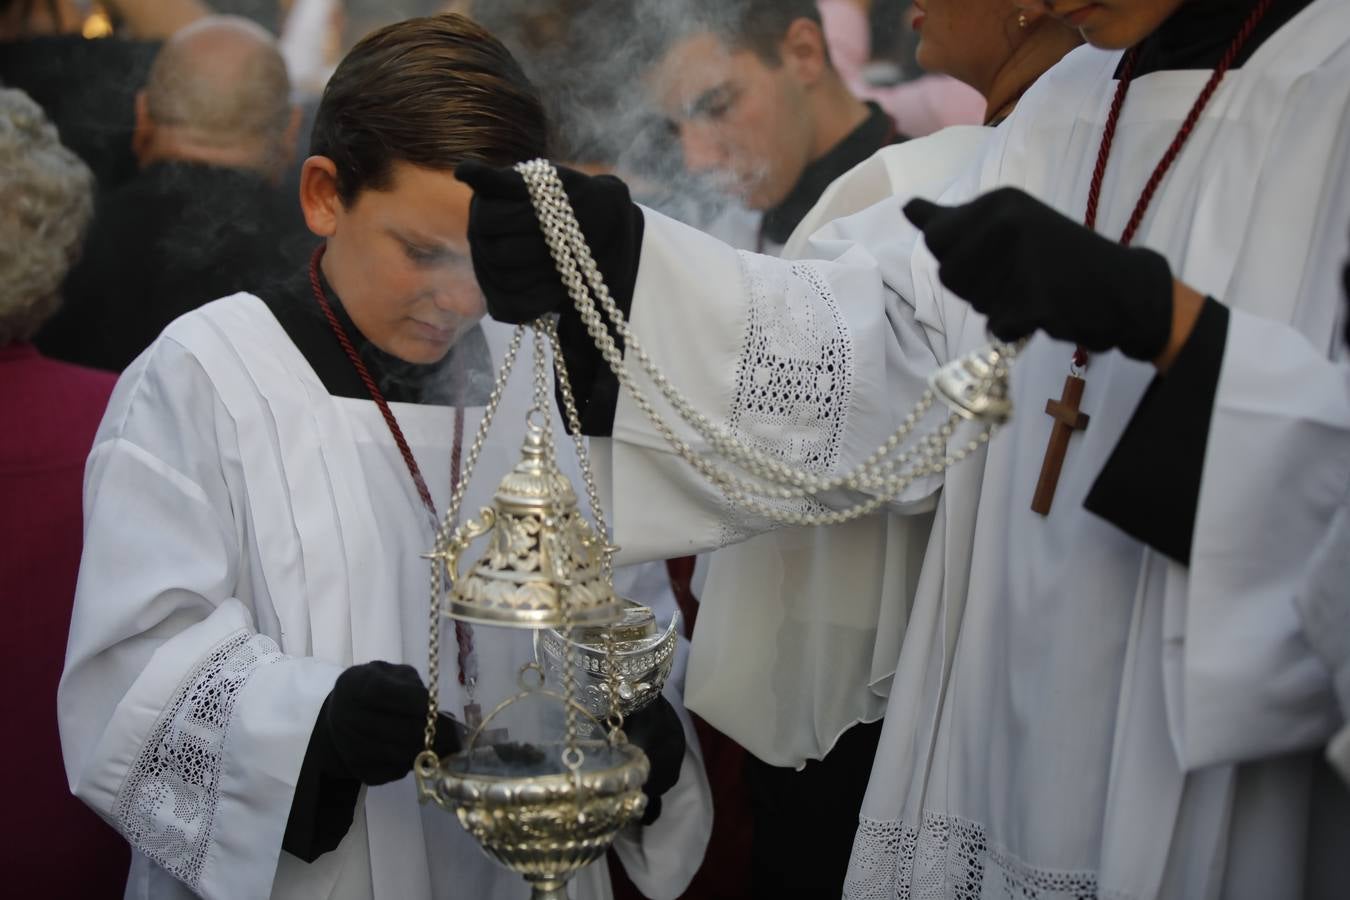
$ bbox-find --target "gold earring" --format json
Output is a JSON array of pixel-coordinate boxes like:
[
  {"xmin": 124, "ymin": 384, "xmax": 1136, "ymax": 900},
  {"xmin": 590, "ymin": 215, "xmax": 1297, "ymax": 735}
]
[{"xmin": 1018, "ymin": 11, "xmax": 1029, "ymax": 28}]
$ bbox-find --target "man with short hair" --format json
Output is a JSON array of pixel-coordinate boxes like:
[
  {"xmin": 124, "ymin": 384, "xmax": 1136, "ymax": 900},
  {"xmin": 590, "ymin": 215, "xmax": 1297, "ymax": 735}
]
[
  {"xmin": 644, "ymin": 3, "xmax": 901, "ymax": 892},
  {"xmin": 648, "ymin": 0, "xmax": 901, "ymax": 254},
  {"xmin": 37, "ymin": 15, "xmax": 308, "ymax": 372}
]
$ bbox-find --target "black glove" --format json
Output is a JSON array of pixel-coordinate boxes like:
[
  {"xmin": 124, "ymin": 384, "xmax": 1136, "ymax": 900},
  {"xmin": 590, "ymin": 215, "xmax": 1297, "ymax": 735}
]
[
  {"xmin": 904, "ymin": 187, "xmax": 1175, "ymax": 361},
  {"xmin": 620, "ymin": 696, "xmax": 686, "ymax": 825},
  {"xmin": 457, "ymin": 161, "xmax": 645, "ymax": 325},
  {"xmin": 284, "ymin": 662, "xmax": 461, "ymax": 861},
  {"xmin": 311, "ymin": 661, "xmax": 461, "ymax": 785},
  {"xmin": 459, "ymin": 160, "xmax": 644, "ymax": 435}
]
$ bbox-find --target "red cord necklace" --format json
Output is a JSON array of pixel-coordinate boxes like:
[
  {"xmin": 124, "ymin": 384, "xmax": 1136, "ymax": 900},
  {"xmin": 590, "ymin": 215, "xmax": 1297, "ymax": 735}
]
[
  {"xmin": 1030, "ymin": 0, "xmax": 1276, "ymax": 515},
  {"xmin": 308, "ymin": 245, "xmax": 478, "ymax": 693}
]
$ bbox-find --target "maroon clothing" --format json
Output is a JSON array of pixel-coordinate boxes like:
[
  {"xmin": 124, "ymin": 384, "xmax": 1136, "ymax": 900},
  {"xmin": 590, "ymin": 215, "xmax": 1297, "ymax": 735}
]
[{"xmin": 0, "ymin": 344, "xmax": 127, "ymax": 897}]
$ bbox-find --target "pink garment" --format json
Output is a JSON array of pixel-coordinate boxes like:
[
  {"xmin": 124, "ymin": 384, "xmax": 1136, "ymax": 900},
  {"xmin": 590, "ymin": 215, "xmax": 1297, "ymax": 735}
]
[
  {"xmin": 0, "ymin": 343, "xmax": 127, "ymax": 898},
  {"xmin": 818, "ymin": 0, "xmax": 987, "ymax": 136}
]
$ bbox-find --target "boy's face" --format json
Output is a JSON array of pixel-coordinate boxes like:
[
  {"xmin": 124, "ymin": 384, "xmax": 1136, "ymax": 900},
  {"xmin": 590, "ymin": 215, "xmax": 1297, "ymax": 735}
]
[
  {"xmin": 652, "ymin": 31, "xmax": 816, "ymax": 211},
  {"xmin": 302, "ymin": 158, "xmax": 486, "ymax": 365}
]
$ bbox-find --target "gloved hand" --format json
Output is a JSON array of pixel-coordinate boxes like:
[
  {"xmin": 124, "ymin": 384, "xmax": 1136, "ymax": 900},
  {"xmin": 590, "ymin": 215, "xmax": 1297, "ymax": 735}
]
[
  {"xmin": 457, "ymin": 161, "xmax": 645, "ymax": 325},
  {"xmin": 285, "ymin": 662, "xmax": 462, "ymax": 862},
  {"xmin": 620, "ymin": 696, "xmax": 686, "ymax": 825},
  {"xmin": 310, "ymin": 661, "xmax": 461, "ymax": 786},
  {"xmin": 904, "ymin": 187, "xmax": 1176, "ymax": 361}
]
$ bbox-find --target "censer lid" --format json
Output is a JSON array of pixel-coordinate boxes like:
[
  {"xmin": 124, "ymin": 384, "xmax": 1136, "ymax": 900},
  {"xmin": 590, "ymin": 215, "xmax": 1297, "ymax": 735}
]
[
  {"xmin": 442, "ymin": 416, "xmax": 624, "ymax": 629},
  {"xmin": 492, "ymin": 422, "xmax": 579, "ymax": 513}
]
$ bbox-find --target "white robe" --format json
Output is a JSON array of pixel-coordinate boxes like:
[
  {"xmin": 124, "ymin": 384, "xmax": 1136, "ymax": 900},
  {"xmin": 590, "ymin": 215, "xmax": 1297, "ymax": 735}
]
[
  {"xmin": 592, "ymin": 2, "xmax": 1350, "ymax": 896},
  {"xmin": 1286, "ymin": 359, "xmax": 1350, "ymax": 785},
  {"xmin": 58, "ymin": 296, "xmax": 712, "ymax": 900},
  {"xmin": 688, "ymin": 127, "xmax": 991, "ymax": 768}
]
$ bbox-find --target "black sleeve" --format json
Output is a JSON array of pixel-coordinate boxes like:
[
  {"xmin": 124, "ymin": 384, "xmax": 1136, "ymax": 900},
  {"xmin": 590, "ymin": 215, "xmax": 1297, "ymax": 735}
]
[
  {"xmin": 553, "ymin": 212, "xmax": 643, "ymax": 437},
  {"xmin": 281, "ymin": 712, "xmax": 362, "ymax": 862},
  {"xmin": 1084, "ymin": 297, "xmax": 1230, "ymax": 565},
  {"xmin": 554, "ymin": 301, "xmax": 626, "ymax": 437}
]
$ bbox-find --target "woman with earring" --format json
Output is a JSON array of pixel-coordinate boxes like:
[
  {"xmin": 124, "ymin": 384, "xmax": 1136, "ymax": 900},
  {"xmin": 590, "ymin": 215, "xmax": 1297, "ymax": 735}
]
[{"xmin": 785, "ymin": 0, "xmax": 1083, "ymax": 248}]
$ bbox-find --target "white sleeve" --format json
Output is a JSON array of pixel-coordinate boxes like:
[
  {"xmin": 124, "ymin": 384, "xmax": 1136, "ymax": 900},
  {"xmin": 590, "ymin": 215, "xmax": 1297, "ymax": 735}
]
[
  {"xmin": 1166, "ymin": 311, "xmax": 1350, "ymax": 769},
  {"xmin": 782, "ymin": 128, "xmax": 991, "ymax": 259},
  {"xmin": 57, "ymin": 342, "xmax": 342, "ymax": 900},
  {"xmin": 1294, "ymin": 483, "xmax": 1350, "ymax": 784},
  {"xmin": 602, "ymin": 207, "xmax": 949, "ymax": 566}
]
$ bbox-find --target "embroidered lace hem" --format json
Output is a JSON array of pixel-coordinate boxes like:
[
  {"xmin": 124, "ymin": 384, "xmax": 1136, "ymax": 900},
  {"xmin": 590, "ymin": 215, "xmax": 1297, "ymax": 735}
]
[
  {"xmin": 113, "ymin": 630, "xmax": 283, "ymax": 889},
  {"xmin": 846, "ymin": 814, "xmax": 1110, "ymax": 900}
]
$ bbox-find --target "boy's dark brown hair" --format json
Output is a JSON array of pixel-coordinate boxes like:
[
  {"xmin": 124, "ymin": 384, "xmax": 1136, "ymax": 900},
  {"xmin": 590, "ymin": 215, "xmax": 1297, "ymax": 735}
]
[{"xmin": 310, "ymin": 13, "xmax": 549, "ymax": 205}]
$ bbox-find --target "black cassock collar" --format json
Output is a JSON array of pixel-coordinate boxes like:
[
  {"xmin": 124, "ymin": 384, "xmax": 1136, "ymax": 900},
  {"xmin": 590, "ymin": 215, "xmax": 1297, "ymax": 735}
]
[
  {"xmin": 1125, "ymin": 0, "xmax": 1314, "ymax": 76},
  {"xmin": 261, "ymin": 258, "xmax": 493, "ymax": 408},
  {"xmin": 759, "ymin": 102, "xmax": 902, "ymax": 247}
]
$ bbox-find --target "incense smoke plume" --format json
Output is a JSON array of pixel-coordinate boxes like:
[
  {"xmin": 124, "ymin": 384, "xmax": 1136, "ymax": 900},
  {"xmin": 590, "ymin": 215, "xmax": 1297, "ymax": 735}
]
[{"xmin": 473, "ymin": 0, "xmax": 765, "ymax": 234}]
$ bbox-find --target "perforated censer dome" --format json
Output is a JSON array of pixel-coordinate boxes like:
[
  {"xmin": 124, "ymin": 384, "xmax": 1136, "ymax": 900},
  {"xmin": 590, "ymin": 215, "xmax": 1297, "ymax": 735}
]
[{"xmin": 441, "ymin": 418, "xmax": 623, "ymax": 629}]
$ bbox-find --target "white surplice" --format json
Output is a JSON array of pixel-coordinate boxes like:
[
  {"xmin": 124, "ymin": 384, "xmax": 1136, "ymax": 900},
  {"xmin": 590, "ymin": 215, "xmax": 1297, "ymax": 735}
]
[
  {"xmin": 58, "ymin": 297, "xmax": 711, "ymax": 900},
  {"xmin": 591, "ymin": 2, "xmax": 1350, "ymax": 896},
  {"xmin": 1292, "ymin": 406, "xmax": 1350, "ymax": 785},
  {"xmin": 687, "ymin": 127, "xmax": 991, "ymax": 768}
]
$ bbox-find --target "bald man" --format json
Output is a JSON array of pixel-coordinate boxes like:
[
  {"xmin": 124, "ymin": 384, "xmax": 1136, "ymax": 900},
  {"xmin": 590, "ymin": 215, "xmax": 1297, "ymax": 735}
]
[
  {"xmin": 37, "ymin": 15, "xmax": 310, "ymax": 373},
  {"xmin": 133, "ymin": 15, "xmax": 298, "ymax": 182}
]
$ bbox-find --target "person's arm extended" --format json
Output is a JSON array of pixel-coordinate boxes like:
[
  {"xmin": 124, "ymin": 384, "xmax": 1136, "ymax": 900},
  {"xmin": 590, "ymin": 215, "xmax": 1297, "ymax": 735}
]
[
  {"xmin": 106, "ymin": 0, "xmax": 211, "ymax": 39},
  {"xmin": 460, "ymin": 162, "xmax": 948, "ymax": 562}
]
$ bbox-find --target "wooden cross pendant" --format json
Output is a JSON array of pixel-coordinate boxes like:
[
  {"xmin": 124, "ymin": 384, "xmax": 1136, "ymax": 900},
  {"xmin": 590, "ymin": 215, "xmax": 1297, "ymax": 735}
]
[
  {"xmin": 463, "ymin": 702, "xmax": 509, "ymax": 745},
  {"xmin": 1031, "ymin": 375, "xmax": 1090, "ymax": 516}
]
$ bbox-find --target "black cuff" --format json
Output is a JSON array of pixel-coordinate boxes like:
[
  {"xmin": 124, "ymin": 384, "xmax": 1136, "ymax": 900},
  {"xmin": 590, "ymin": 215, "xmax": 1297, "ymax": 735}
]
[
  {"xmin": 1084, "ymin": 297, "xmax": 1230, "ymax": 564},
  {"xmin": 555, "ymin": 304, "xmax": 624, "ymax": 437},
  {"xmin": 553, "ymin": 211, "xmax": 644, "ymax": 437},
  {"xmin": 282, "ymin": 707, "xmax": 362, "ymax": 862}
]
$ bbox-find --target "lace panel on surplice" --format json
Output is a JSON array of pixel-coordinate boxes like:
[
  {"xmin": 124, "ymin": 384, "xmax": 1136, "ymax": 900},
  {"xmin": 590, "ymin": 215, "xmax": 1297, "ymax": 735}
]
[
  {"xmin": 719, "ymin": 252, "xmax": 855, "ymax": 544},
  {"xmin": 846, "ymin": 814, "xmax": 1106, "ymax": 900},
  {"xmin": 113, "ymin": 630, "xmax": 282, "ymax": 889}
]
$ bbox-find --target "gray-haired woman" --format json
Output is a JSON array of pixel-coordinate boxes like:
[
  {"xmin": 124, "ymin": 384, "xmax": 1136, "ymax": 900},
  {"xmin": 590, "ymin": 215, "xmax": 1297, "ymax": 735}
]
[{"xmin": 0, "ymin": 86, "xmax": 127, "ymax": 897}]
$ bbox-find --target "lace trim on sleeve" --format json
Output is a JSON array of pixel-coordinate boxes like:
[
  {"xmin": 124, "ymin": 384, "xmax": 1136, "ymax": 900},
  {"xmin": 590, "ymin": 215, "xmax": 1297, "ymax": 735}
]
[
  {"xmin": 731, "ymin": 252, "xmax": 854, "ymax": 473},
  {"xmin": 718, "ymin": 253, "xmax": 856, "ymax": 544},
  {"xmin": 846, "ymin": 814, "xmax": 1110, "ymax": 900},
  {"xmin": 113, "ymin": 630, "xmax": 283, "ymax": 890}
]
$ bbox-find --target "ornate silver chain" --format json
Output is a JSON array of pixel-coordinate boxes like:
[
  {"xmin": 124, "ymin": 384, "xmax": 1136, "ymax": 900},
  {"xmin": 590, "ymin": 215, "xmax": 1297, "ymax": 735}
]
[
  {"xmin": 514, "ymin": 159, "xmax": 1006, "ymax": 529},
  {"xmin": 418, "ymin": 156, "xmax": 1008, "ymax": 768},
  {"xmin": 423, "ymin": 327, "xmax": 526, "ymax": 756}
]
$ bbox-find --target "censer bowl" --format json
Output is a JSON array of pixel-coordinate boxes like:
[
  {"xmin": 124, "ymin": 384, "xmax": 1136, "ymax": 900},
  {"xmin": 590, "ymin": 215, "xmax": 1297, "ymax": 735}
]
[{"xmin": 422, "ymin": 740, "xmax": 650, "ymax": 900}]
